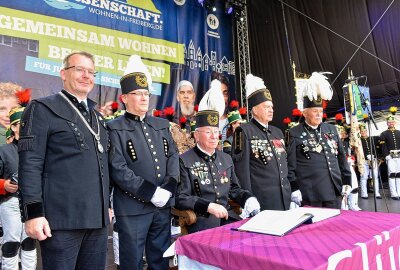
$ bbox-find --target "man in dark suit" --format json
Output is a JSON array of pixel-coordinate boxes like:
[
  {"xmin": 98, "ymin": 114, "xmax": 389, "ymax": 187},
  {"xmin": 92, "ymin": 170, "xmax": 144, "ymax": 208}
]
[
  {"xmin": 18, "ymin": 51, "xmax": 110, "ymax": 269},
  {"xmin": 176, "ymin": 79, "xmax": 260, "ymax": 233},
  {"xmin": 232, "ymin": 74, "xmax": 292, "ymax": 211},
  {"xmin": 108, "ymin": 55, "xmax": 179, "ymax": 270},
  {"xmin": 287, "ymin": 72, "xmax": 351, "ymax": 208}
]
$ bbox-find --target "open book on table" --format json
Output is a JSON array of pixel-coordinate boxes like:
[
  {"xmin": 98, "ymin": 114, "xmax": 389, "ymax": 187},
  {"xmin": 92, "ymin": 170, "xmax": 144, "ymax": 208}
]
[{"xmin": 236, "ymin": 207, "xmax": 340, "ymax": 236}]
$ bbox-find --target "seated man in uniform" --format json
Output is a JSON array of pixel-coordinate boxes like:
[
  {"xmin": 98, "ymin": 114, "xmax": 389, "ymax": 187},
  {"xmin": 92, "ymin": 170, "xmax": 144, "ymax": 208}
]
[{"xmin": 176, "ymin": 80, "xmax": 260, "ymax": 234}]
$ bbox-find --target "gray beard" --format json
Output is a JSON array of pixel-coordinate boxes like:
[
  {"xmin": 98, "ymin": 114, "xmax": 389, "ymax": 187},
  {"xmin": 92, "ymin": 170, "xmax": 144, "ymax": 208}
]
[{"xmin": 180, "ymin": 103, "xmax": 194, "ymax": 117}]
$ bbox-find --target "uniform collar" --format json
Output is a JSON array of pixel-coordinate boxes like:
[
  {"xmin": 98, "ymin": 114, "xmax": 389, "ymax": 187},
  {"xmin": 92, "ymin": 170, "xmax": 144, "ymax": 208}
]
[
  {"xmin": 304, "ymin": 121, "xmax": 320, "ymax": 131},
  {"xmin": 125, "ymin": 111, "xmax": 145, "ymax": 122},
  {"xmin": 251, "ymin": 118, "xmax": 270, "ymax": 133},
  {"xmin": 389, "ymin": 127, "xmax": 396, "ymax": 131},
  {"xmin": 61, "ymin": 89, "xmax": 89, "ymax": 108},
  {"xmin": 194, "ymin": 145, "xmax": 216, "ymax": 162}
]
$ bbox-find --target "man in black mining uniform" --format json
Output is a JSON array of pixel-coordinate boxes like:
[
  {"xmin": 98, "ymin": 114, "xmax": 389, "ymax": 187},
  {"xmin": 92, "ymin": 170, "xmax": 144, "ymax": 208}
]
[
  {"xmin": 18, "ymin": 51, "xmax": 110, "ymax": 269},
  {"xmin": 108, "ymin": 55, "xmax": 179, "ymax": 270},
  {"xmin": 232, "ymin": 74, "xmax": 292, "ymax": 211},
  {"xmin": 176, "ymin": 79, "xmax": 260, "ymax": 233},
  {"xmin": 287, "ymin": 72, "xmax": 351, "ymax": 208}
]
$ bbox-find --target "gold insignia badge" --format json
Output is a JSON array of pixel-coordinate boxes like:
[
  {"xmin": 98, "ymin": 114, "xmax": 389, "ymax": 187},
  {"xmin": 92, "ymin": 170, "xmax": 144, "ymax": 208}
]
[
  {"xmin": 135, "ymin": 74, "xmax": 148, "ymax": 88},
  {"xmin": 207, "ymin": 114, "xmax": 218, "ymax": 126},
  {"xmin": 264, "ymin": 90, "xmax": 272, "ymax": 101}
]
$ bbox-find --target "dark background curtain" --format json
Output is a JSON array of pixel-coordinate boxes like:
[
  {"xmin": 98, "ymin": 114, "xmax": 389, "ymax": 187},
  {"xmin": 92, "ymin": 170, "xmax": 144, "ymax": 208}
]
[{"xmin": 246, "ymin": 0, "xmax": 400, "ymax": 129}]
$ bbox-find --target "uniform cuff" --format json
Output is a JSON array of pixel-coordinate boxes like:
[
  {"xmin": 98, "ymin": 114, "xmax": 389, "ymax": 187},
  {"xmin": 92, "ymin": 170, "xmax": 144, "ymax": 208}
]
[
  {"xmin": 290, "ymin": 180, "xmax": 299, "ymax": 191},
  {"xmin": 194, "ymin": 198, "xmax": 211, "ymax": 216},
  {"xmin": 24, "ymin": 202, "xmax": 44, "ymax": 220},
  {"xmin": 137, "ymin": 180, "xmax": 158, "ymax": 202},
  {"xmin": 160, "ymin": 176, "xmax": 178, "ymax": 195},
  {"xmin": 238, "ymin": 192, "xmax": 253, "ymax": 208}
]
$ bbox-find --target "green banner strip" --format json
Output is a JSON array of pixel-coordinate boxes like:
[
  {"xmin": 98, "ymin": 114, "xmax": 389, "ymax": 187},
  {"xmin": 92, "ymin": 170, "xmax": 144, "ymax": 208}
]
[
  {"xmin": 0, "ymin": 7, "xmax": 184, "ymax": 65},
  {"xmin": 39, "ymin": 40, "xmax": 170, "ymax": 84}
]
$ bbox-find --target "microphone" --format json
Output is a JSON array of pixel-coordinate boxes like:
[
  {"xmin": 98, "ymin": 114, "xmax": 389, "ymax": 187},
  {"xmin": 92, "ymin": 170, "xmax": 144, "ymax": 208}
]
[{"xmin": 345, "ymin": 75, "xmax": 366, "ymax": 83}]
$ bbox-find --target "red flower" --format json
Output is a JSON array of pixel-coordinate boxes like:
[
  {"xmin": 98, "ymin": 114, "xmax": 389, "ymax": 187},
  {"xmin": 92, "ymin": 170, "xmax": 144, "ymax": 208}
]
[
  {"xmin": 323, "ymin": 113, "xmax": 328, "ymax": 119},
  {"xmin": 153, "ymin": 109, "xmax": 161, "ymax": 117},
  {"xmin": 163, "ymin": 107, "xmax": 175, "ymax": 121},
  {"xmin": 163, "ymin": 107, "xmax": 175, "ymax": 116},
  {"xmin": 118, "ymin": 95, "xmax": 123, "ymax": 103},
  {"xmin": 16, "ymin": 88, "xmax": 31, "ymax": 107},
  {"xmin": 180, "ymin": 116, "xmax": 187, "ymax": 129},
  {"xmin": 335, "ymin": 113, "xmax": 343, "ymax": 121},
  {"xmin": 322, "ymin": 100, "xmax": 328, "ymax": 109},
  {"xmin": 229, "ymin": 100, "xmax": 239, "ymax": 110},
  {"xmin": 194, "ymin": 104, "xmax": 199, "ymax": 112},
  {"xmin": 238, "ymin": 107, "xmax": 247, "ymax": 115},
  {"xmin": 111, "ymin": 102, "xmax": 119, "ymax": 113},
  {"xmin": 292, "ymin": 108, "xmax": 302, "ymax": 117},
  {"xmin": 283, "ymin": 117, "xmax": 291, "ymax": 125}
]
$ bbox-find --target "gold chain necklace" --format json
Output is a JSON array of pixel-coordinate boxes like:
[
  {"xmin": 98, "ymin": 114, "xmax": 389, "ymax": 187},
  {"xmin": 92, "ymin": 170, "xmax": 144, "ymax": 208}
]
[{"xmin": 59, "ymin": 92, "xmax": 104, "ymax": 153}]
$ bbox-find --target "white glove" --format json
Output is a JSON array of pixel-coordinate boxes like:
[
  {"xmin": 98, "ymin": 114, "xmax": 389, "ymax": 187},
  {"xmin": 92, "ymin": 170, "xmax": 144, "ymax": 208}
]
[
  {"xmin": 291, "ymin": 190, "xmax": 302, "ymax": 206},
  {"xmin": 341, "ymin": 185, "xmax": 351, "ymax": 196},
  {"xmin": 366, "ymin": 154, "xmax": 371, "ymax": 161},
  {"xmin": 289, "ymin": 202, "xmax": 300, "ymax": 209},
  {"xmin": 386, "ymin": 155, "xmax": 392, "ymax": 161},
  {"xmin": 341, "ymin": 195, "xmax": 349, "ymax": 210},
  {"xmin": 240, "ymin": 197, "xmax": 260, "ymax": 219},
  {"xmin": 150, "ymin": 187, "xmax": 171, "ymax": 208}
]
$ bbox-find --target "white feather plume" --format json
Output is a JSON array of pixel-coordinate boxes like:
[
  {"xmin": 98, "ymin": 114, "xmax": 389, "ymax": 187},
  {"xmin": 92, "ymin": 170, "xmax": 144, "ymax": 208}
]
[
  {"xmin": 124, "ymin": 55, "xmax": 153, "ymax": 90},
  {"xmin": 245, "ymin": 74, "xmax": 267, "ymax": 98},
  {"xmin": 198, "ymin": 79, "xmax": 225, "ymax": 117},
  {"xmin": 304, "ymin": 72, "xmax": 333, "ymax": 101}
]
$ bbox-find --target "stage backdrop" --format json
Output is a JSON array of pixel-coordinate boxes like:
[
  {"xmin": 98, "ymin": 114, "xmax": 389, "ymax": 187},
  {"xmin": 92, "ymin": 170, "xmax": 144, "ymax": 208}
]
[{"xmin": 0, "ymin": 0, "xmax": 235, "ymax": 114}]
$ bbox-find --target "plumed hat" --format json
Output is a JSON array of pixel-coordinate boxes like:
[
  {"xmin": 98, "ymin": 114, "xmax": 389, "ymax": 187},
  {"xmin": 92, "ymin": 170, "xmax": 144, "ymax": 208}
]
[
  {"xmin": 302, "ymin": 72, "xmax": 333, "ymax": 108},
  {"xmin": 245, "ymin": 74, "xmax": 272, "ymax": 110},
  {"xmin": 9, "ymin": 107, "xmax": 24, "ymax": 126},
  {"xmin": 120, "ymin": 55, "xmax": 152, "ymax": 94},
  {"xmin": 195, "ymin": 79, "xmax": 225, "ymax": 128}
]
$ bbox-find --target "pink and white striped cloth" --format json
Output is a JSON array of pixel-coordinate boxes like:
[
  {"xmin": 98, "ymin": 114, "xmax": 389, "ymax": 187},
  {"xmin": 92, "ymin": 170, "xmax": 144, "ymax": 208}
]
[{"xmin": 175, "ymin": 210, "xmax": 400, "ymax": 270}]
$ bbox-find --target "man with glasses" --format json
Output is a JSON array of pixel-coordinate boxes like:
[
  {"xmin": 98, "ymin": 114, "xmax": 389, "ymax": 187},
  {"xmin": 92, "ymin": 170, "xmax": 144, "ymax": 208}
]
[
  {"xmin": 176, "ymin": 80, "xmax": 260, "ymax": 233},
  {"xmin": 108, "ymin": 55, "xmax": 179, "ymax": 270},
  {"xmin": 18, "ymin": 51, "xmax": 110, "ymax": 269},
  {"xmin": 232, "ymin": 74, "xmax": 291, "ymax": 211}
]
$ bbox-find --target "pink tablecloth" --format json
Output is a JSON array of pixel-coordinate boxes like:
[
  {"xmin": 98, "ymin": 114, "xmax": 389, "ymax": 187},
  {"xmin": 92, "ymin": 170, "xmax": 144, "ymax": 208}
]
[{"xmin": 175, "ymin": 210, "xmax": 400, "ymax": 270}]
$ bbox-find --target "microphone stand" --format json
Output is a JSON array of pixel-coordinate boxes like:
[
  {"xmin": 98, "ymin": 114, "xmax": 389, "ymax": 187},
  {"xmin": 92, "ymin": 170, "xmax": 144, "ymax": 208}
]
[{"xmin": 357, "ymin": 83, "xmax": 389, "ymax": 212}]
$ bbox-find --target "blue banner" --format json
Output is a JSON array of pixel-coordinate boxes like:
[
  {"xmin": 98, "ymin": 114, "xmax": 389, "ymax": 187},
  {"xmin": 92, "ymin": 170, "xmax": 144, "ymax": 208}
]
[{"xmin": 0, "ymin": 0, "xmax": 235, "ymax": 114}]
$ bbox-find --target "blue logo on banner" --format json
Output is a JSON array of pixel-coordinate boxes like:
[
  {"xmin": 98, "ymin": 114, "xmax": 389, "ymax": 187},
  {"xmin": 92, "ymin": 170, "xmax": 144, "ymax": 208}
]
[{"xmin": 44, "ymin": 0, "xmax": 85, "ymax": 10}]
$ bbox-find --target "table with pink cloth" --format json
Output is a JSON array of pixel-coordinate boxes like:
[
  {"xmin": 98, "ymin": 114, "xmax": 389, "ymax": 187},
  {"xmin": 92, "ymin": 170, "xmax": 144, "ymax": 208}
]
[{"xmin": 175, "ymin": 210, "xmax": 400, "ymax": 270}]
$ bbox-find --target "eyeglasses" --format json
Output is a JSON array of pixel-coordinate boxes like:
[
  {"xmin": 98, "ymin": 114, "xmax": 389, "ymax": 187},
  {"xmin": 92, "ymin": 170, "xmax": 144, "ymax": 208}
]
[
  {"xmin": 127, "ymin": 91, "xmax": 151, "ymax": 98},
  {"xmin": 64, "ymin": 66, "xmax": 97, "ymax": 77},
  {"xmin": 196, "ymin": 129, "xmax": 220, "ymax": 135}
]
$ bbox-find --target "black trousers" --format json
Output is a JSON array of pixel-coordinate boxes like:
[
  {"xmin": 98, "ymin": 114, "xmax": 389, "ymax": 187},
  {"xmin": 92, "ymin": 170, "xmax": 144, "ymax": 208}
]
[
  {"xmin": 117, "ymin": 208, "xmax": 171, "ymax": 270},
  {"xmin": 40, "ymin": 227, "xmax": 108, "ymax": 270},
  {"xmin": 302, "ymin": 196, "xmax": 341, "ymax": 209}
]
